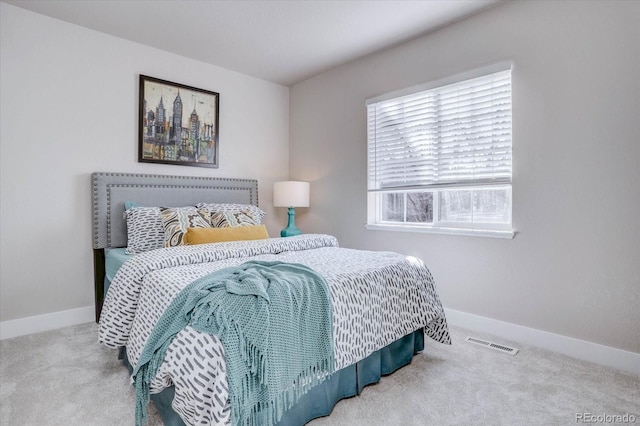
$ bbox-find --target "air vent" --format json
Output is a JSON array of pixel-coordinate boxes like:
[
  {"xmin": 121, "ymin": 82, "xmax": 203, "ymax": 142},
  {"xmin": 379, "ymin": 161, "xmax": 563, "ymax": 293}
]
[{"xmin": 465, "ymin": 336, "xmax": 519, "ymax": 355}]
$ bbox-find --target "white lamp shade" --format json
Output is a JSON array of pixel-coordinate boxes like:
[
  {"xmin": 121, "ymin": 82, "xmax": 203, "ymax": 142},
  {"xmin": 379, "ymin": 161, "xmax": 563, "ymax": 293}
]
[{"xmin": 273, "ymin": 181, "xmax": 310, "ymax": 207}]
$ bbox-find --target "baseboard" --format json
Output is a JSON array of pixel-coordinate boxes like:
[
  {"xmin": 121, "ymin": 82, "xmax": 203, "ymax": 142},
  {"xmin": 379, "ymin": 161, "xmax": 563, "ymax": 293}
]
[
  {"xmin": 0, "ymin": 305, "xmax": 95, "ymax": 340},
  {"xmin": 444, "ymin": 307, "xmax": 640, "ymax": 377}
]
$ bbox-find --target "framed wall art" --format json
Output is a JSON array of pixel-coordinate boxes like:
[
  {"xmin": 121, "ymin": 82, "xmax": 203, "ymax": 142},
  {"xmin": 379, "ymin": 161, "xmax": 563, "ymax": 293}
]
[{"xmin": 139, "ymin": 75, "xmax": 219, "ymax": 168}]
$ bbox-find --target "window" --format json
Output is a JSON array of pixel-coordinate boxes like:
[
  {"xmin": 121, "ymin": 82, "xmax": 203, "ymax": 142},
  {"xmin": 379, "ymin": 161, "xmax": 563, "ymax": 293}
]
[{"xmin": 366, "ymin": 66, "xmax": 513, "ymax": 238}]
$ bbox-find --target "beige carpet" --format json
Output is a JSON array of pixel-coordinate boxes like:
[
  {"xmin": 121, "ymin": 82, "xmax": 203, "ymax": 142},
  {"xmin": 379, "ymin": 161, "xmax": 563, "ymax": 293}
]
[{"xmin": 1, "ymin": 322, "xmax": 638, "ymax": 425}]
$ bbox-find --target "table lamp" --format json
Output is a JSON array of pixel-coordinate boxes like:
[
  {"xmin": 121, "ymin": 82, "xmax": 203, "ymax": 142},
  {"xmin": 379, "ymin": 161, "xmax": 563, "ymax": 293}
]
[{"xmin": 273, "ymin": 181, "xmax": 310, "ymax": 237}]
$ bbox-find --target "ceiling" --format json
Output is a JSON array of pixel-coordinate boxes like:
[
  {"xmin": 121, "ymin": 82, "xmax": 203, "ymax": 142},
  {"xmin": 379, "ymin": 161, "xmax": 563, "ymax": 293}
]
[{"xmin": 4, "ymin": 0, "xmax": 501, "ymax": 86}]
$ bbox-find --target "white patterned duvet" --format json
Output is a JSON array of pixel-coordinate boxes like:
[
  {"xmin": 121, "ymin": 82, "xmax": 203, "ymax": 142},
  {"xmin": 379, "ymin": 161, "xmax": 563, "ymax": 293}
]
[{"xmin": 98, "ymin": 234, "xmax": 450, "ymax": 425}]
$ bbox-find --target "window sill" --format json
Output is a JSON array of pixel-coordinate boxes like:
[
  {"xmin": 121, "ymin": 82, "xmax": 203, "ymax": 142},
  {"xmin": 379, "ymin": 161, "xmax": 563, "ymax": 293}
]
[{"xmin": 365, "ymin": 223, "xmax": 515, "ymax": 239}]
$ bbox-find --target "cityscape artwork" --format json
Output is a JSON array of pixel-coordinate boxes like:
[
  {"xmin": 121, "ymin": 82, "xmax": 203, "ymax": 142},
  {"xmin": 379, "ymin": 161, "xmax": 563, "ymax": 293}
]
[{"xmin": 139, "ymin": 75, "xmax": 219, "ymax": 168}]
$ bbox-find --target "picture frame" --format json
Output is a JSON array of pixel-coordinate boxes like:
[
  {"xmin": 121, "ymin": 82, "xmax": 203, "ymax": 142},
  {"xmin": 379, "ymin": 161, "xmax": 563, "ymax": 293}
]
[{"xmin": 139, "ymin": 75, "xmax": 219, "ymax": 168}]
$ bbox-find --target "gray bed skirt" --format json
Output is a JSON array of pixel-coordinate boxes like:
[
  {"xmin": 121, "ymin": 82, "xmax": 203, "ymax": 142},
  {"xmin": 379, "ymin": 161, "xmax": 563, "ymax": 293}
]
[{"xmin": 120, "ymin": 329, "xmax": 425, "ymax": 425}]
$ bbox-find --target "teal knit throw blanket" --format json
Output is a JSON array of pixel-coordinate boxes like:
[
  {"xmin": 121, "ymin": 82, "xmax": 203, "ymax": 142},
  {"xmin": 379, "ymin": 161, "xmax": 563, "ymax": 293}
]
[{"xmin": 131, "ymin": 260, "xmax": 334, "ymax": 426}]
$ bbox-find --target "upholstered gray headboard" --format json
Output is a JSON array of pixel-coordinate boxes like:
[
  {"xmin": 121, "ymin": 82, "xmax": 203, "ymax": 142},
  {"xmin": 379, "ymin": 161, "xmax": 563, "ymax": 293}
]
[
  {"xmin": 90, "ymin": 172, "xmax": 259, "ymax": 321},
  {"xmin": 91, "ymin": 172, "xmax": 259, "ymax": 250}
]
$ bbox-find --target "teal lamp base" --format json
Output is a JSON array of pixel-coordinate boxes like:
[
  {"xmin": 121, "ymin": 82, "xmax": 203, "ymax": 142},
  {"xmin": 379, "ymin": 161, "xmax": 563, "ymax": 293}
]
[{"xmin": 281, "ymin": 207, "xmax": 302, "ymax": 237}]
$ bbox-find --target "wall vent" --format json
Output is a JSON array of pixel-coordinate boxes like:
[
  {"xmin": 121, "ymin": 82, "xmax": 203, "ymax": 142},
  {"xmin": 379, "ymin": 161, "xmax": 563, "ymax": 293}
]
[{"xmin": 465, "ymin": 336, "xmax": 519, "ymax": 355}]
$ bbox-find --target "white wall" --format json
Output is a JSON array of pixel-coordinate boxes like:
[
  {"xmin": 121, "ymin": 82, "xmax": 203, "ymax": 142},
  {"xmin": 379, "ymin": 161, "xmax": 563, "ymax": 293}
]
[
  {"xmin": 290, "ymin": 0, "xmax": 640, "ymax": 354},
  {"xmin": 0, "ymin": 3, "xmax": 289, "ymax": 324}
]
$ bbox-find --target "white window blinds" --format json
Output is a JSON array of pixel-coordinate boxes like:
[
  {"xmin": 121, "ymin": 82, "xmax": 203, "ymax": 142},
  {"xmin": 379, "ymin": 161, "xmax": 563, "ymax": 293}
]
[{"xmin": 367, "ymin": 69, "xmax": 512, "ymax": 191}]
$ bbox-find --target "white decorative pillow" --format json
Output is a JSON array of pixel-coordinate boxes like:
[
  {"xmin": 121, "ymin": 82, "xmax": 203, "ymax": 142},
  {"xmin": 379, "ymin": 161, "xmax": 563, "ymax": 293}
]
[
  {"xmin": 160, "ymin": 207, "xmax": 211, "ymax": 247},
  {"xmin": 123, "ymin": 206, "xmax": 164, "ymax": 254},
  {"xmin": 196, "ymin": 203, "xmax": 265, "ymax": 223}
]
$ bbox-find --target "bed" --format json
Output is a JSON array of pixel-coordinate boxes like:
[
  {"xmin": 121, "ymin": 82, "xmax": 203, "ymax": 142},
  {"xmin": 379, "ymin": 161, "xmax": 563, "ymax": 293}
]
[{"xmin": 92, "ymin": 171, "xmax": 451, "ymax": 426}]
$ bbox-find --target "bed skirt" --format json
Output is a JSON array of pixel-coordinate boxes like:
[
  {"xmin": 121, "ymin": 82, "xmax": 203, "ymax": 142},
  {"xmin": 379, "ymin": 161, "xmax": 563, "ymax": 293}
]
[{"xmin": 120, "ymin": 328, "xmax": 424, "ymax": 426}]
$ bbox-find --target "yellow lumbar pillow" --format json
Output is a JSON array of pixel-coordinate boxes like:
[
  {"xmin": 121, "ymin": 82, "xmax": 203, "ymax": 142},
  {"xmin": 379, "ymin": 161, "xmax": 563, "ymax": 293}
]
[{"xmin": 185, "ymin": 225, "xmax": 269, "ymax": 245}]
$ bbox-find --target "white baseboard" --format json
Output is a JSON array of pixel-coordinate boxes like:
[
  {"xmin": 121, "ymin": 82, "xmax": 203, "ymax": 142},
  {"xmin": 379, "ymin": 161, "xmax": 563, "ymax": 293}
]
[
  {"xmin": 0, "ymin": 305, "xmax": 95, "ymax": 340},
  {"xmin": 444, "ymin": 307, "xmax": 640, "ymax": 377}
]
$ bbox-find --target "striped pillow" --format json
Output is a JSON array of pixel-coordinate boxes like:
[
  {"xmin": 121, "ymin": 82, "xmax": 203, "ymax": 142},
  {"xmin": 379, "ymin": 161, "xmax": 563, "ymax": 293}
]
[{"xmin": 123, "ymin": 206, "xmax": 164, "ymax": 254}]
